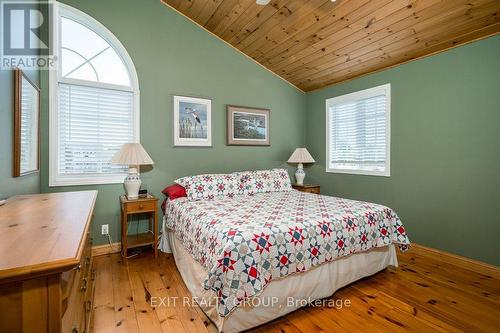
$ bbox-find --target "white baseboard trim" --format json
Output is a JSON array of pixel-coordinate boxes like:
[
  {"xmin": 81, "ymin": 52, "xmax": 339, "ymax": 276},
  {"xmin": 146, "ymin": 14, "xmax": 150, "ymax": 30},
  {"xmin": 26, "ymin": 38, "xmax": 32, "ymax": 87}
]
[{"xmin": 92, "ymin": 242, "xmax": 121, "ymax": 257}]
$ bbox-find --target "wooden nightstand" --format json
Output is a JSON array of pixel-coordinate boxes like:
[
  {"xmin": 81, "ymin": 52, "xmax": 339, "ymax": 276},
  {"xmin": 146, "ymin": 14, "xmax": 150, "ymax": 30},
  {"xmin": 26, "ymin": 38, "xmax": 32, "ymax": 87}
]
[
  {"xmin": 292, "ymin": 184, "xmax": 320, "ymax": 194},
  {"xmin": 120, "ymin": 194, "xmax": 159, "ymax": 258}
]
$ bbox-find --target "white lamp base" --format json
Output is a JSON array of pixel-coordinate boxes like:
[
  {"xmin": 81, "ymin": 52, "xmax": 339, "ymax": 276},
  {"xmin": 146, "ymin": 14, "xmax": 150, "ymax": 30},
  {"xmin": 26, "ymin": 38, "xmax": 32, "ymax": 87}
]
[
  {"xmin": 124, "ymin": 167, "xmax": 141, "ymax": 199},
  {"xmin": 295, "ymin": 163, "xmax": 306, "ymax": 186}
]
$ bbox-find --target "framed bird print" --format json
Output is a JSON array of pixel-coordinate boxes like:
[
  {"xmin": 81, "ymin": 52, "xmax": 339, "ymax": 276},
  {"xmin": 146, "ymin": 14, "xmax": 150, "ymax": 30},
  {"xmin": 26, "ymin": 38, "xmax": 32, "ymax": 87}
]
[
  {"xmin": 173, "ymin": 95, "xmax": 212, "ymax": 147},
  {"xmin": 227, "ymin": 105, "xmax": 270, "ymax": 146}
]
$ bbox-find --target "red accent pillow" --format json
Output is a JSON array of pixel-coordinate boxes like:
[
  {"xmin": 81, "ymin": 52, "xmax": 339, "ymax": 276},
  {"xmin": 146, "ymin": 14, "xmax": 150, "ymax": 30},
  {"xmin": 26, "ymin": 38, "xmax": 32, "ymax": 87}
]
[{"xmin": 162, "ymin": 184, "xmax": 187, "ymax": 200}]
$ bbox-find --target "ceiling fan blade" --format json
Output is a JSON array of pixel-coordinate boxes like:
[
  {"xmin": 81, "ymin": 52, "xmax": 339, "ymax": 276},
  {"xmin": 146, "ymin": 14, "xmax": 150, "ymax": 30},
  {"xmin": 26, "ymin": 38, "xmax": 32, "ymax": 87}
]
[{"xmin": 256, "ymin": 0, "xmax": 271, "ymax": 5}]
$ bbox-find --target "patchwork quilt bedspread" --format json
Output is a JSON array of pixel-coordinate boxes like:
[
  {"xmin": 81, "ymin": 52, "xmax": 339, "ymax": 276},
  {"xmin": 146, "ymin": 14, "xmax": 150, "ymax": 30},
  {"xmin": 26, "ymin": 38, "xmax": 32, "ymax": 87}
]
[{"xmin": 165, "ymin": 190, "xmax": 410, "ymax": 317}]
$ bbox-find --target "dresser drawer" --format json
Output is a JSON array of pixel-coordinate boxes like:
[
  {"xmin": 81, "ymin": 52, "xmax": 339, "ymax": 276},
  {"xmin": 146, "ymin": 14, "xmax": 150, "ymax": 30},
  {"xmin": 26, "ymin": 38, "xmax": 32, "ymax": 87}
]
[
  {"xmin": 62, "ymin": 225, "xmax": 93, "ymax": 333},
  {"xmin": 125, "ymin": 200, "xmax": 156, "ymax": 212},
  {"xmin": 62, "ymin": 265, "xmax": 85, "ymax": 333},
  {"xmin": 83, "ymin": 267, "xmax": 96, "ymax": 332}
]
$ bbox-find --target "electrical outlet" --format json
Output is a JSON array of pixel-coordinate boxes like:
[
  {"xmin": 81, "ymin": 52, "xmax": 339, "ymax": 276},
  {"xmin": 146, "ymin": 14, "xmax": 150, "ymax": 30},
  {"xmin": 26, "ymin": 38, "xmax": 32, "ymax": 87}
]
[{"xmin": 101, "ymin": 224, "xmax": 109, "ymax": 235}]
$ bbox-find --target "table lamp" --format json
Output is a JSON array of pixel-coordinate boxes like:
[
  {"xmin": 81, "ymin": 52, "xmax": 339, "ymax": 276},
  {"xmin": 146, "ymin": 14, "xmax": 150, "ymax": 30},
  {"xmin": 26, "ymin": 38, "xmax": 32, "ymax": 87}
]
[
  {"xmin": 287, "ymin": 148, "xmax": 315, "ymax": 185},
  {"xmin": 111, "ymin": 143, "xmax": 154, "ymax": 199}
]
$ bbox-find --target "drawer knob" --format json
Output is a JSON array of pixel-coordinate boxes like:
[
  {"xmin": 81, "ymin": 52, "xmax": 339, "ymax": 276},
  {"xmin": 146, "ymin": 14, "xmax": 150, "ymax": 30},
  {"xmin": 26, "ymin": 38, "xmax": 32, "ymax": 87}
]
[
  {"xmin": 86, "ymin": 300, "xmax": 92, "ymax": 312},
  {"xmin": 139, "ymin": 204, "xmax": 144, "ymax": 209},
  {"xmin": 81, "ymin": 278, "xmax": 87, "ymax": 292}
]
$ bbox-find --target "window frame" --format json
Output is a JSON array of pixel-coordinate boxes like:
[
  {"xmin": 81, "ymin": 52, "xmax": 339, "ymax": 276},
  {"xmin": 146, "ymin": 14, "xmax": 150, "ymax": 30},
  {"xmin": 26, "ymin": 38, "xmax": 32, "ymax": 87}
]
[
  {"xmin": 325, "ymin": 83, "xmax": 391, "ymax": 177},
  {"xmin": 49, "ymin": 3, "xmax": 140, "ymax": 187}
]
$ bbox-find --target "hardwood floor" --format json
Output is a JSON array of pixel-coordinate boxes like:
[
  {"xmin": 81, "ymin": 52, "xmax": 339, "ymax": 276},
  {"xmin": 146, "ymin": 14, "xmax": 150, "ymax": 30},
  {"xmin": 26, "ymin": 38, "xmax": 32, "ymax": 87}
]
[{"xmin": 92, "ymin": 246, "xmax": 500, "ymax": 332}]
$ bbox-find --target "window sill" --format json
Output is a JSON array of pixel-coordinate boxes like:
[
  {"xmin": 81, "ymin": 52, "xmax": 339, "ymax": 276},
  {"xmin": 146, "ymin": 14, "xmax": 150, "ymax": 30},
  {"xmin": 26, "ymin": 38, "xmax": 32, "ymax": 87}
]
[
  {"xmin": 325, "ymin": 168, "xmax": 390, "ymax": 177},
  {"xmin": 49, "ymin": 175, "xmax": 126, "ymax": 187}
]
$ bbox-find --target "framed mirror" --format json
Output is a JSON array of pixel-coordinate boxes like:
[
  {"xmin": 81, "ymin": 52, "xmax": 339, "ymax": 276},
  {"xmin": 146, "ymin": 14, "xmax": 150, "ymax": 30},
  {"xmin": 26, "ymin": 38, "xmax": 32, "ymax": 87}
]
[{"xmin": 14, "ymin": 68, "xmax": 40, "ymax": 177}]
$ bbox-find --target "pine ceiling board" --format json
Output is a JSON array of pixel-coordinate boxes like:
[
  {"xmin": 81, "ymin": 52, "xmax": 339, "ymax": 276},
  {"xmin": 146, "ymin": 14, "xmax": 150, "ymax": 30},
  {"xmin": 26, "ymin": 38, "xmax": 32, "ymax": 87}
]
[
  {"xmin": 267, "ymin": 0, "xmax": 403, "ymax": 72},
  {"xmin": 284, "ymin": 0, "xmax": 499, "ymax": 86},
  {"xmin": 240, "ymin": 0, "xmax": 330, "ymax": 56},
  {"xmin": 280, "ymin": 0, "xmax": 449, "ymax": 70},
  {"xmin": 273, "ymin": 0, "xmax": 427, "ymax": 76},
  {"xmin": 277, "ymin": 0, "xmax": 489, "ymax": 77},
  {"xmin": 205, "ymin": 0, "xmax": 242, "ymax": 31},
  {"xmin": 300, "ymin": 14, "xmax": 500, "ymax": 90},
  {"xmin": 227, "ymin": 0, "xmax": 291, "ymax": 45},
  {"xmin": 235, "ymin": 0, "xmax": 305, "ymax": 50},
  {"xmin": 286, "ymin": 0, "xmax": 499, "ymax": 83},
  {"xmin": 211, "ymin": 0, "xmax": 257, "ymax": 35},
  {"xmin": 296, "ymin": 9, "xmax": 499, "ymax": 86},
  {"xmin": 161, "ymin": 0, "xmax": 500, "ymax": 91},
  {"xmin": 254, "ymin": 0, "xmax": 373, "ymax": 64},
  {"xmin": 219, "ymin": 2, "xmax": 269, "ymax": 40},
  {"xmin": 262, "ymin": 0, "xmax": 410, "ymax": 68},
  {"xmin": 284, "ymin": 0, "xmax": 487, "ymax": 81},
  {"xmin": 177, "ymin": 0, "xmax": 195, "ymax": 12},
  {"xmin": 195, "ymin": 0, "xmax": 225, "ymax": 26},
  {"xmin": 167, "ymin": 0, "xmax": 182, "ymax": 9},
  {"xmin": 182, "ymin": 0, "xmax": 209, "ymax": 21},
  {"xmin": 303, "ymin": 22, "xmax": 500, "ymax": 90},
  {"xmin": 249, "ymin": 0, "xmax": 344, "ymax": 60}
]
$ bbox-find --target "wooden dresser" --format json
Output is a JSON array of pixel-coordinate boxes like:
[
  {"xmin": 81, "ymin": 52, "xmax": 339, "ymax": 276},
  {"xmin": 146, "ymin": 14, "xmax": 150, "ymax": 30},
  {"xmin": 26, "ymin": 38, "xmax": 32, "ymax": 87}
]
[{"xmin": 0, "ymin": 191, "xmax": 97, "ymax": 333}]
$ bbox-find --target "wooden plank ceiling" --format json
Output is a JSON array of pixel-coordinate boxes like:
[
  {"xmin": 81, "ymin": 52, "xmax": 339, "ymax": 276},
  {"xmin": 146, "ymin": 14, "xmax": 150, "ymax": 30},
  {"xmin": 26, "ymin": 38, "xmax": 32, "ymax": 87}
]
[{"xmin": 162, "ymin": 0, "xmax": 500, "ymax": 91}]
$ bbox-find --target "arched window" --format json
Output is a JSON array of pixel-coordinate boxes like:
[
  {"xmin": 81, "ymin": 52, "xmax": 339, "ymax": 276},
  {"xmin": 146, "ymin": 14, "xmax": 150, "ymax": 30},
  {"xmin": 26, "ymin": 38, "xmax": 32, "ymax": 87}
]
[{"xmin": 49, "ymin": 3, "xmax": 139, "ymax": 186}]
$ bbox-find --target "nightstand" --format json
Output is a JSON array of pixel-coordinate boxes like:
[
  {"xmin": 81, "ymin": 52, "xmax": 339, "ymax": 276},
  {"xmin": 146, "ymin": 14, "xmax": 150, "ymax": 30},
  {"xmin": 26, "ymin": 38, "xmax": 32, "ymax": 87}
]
[
  {"xmin": 120, "ymin": 194, "xmax": 159, "ymax": 258},
  {"xmin": 292, "ymin": 184, "xmax": 320, "ymax": 194}
]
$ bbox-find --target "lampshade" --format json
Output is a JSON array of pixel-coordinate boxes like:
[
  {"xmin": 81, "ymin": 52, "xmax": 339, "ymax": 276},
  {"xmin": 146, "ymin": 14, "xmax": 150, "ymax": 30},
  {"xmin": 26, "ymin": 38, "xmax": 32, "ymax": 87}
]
[
  {"xmin": 111, "ymin": 143, "xmax": 154, "ymax": 165},
  {"xmin": 287, "ymin": 148, "xmax": 315, "ymax": 164}
]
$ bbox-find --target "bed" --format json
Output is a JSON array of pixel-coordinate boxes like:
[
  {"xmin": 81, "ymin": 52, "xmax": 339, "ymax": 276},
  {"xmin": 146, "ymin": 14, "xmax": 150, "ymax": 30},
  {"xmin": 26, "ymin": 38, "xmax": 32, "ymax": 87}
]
[{"xmin": 159, "ymin": 176, "xmax": 410, "ymax": 332}]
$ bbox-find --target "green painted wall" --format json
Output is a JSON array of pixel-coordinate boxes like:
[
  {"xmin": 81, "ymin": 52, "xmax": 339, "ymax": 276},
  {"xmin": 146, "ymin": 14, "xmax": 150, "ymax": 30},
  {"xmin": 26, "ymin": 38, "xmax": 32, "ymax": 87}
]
[
  {"xmin": 20, "ymin": 0, "xmax": 496, "ymax": 265},
  {"xmin": 0, "ymin": 68, "xmax": 41, "ymax": 198},
  {"xmin": 305, "ymin": 35, "xmax": 500, "ymax": 265},
  {"xmin": 0, "ymin": 0, "xmax": 40, "ymax": 198},
  {"xmin": 39, "ymin": 0, "xmax": 306, "ymax": 245}
]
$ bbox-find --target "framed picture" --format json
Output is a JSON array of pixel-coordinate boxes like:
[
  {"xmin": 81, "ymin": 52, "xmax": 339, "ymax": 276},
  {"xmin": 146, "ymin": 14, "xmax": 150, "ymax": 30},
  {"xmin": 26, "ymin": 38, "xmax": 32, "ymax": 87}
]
[
  {"xmin": 227, "ymin": 105, "xmax": 270, "ymax": 146},
  {"xmin": 173, "ymin": 95, "xmax": 212, "ymax": 147},
  {"xmin": 13, "ymin": 68, "xmax": 40, "ymax": 177}
]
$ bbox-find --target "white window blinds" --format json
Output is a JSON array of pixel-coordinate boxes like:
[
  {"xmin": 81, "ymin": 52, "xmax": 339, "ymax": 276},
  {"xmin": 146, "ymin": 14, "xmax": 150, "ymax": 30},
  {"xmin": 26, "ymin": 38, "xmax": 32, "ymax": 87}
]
[
  {"xmin": 50, "ymin": 3, "xmax": 139, "ymax": 186},
  {"xmin": 57, "ymin": 83, "xmax": 135, "ymax": 176},
  {"xmin": 326, "ymin": 84, "xmax": 390, "ymax": 176}
]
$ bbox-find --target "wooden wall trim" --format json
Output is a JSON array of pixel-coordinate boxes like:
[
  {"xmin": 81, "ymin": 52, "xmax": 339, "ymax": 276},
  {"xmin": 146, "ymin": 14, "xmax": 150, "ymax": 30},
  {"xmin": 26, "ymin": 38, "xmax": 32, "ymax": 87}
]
[
  {"xmin": 91, "ymin": 243, "xmax": 121, "ymax": 257},
  {"xmin": 410, "ymin": 243, "xmax": 500, "ymax": 278}
]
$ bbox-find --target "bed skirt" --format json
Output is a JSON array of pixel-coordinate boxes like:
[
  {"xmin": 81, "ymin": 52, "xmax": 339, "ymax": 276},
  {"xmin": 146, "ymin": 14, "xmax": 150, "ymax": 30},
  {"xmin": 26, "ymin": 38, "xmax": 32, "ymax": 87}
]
[{"xmin": 165, "ymin": 230, "xmax": 398, "ymax": 333}]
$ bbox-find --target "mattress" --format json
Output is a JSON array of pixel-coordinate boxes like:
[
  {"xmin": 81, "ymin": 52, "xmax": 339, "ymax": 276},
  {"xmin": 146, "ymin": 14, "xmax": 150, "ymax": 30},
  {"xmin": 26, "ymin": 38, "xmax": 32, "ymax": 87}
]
[{"xmin": 160, "ymin": 190, "xmax": 410, "ymax": 318}]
